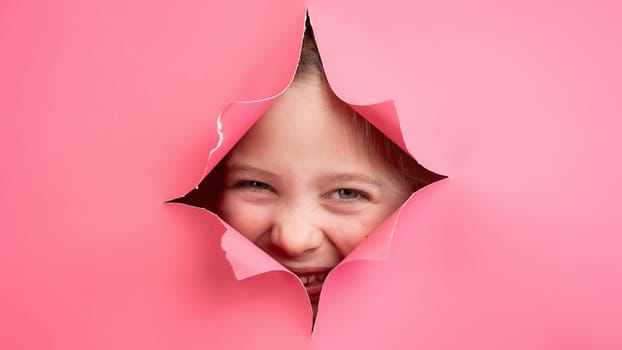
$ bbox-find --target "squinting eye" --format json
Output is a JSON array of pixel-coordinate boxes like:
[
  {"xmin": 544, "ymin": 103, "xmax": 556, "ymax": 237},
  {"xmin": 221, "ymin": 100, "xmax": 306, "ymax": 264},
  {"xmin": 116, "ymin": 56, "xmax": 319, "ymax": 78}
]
[
  {"xmin": 335, "ymin": 188, "xmax": 362, "ymax": 200},
  {"xmin": 235, "ymin": 180, "xmax": 272, "ymax": 191}
]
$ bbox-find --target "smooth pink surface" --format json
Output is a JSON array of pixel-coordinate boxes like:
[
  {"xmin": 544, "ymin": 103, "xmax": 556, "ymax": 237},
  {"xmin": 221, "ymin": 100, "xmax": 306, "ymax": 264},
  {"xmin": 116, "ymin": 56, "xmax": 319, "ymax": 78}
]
[{"xmin": 2, "ymin": 1, "xmax": 622, "ymax": 349}]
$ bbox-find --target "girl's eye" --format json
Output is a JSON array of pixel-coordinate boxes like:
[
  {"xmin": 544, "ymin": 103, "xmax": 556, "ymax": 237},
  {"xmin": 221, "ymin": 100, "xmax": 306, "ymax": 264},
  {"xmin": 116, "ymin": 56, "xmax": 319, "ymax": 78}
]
[
  {"xmin": 337, "ymin": 188, "xmax": 360, "ymax": 199},
  {"xmin": 332, "ymin": 188, "xmax": 366, "ymax": 200},
  {"xmin": 235, "ymin": 180, "xmax": 272, "ymax": 191}
]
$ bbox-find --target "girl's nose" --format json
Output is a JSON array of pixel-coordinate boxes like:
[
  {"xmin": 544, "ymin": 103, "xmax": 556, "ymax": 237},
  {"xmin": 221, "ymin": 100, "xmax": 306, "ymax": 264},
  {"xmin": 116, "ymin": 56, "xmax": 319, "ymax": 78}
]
[{"xmin": 270, "ymin": 210, "xmax": 323, "ymax": 257}]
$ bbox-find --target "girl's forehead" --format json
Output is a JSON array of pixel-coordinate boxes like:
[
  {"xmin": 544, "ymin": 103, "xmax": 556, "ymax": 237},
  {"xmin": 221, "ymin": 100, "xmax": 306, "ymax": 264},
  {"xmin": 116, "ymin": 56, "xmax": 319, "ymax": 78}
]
[{"xmin": 245, "ymin": 81, "xmax": 359, "ymax": 142}]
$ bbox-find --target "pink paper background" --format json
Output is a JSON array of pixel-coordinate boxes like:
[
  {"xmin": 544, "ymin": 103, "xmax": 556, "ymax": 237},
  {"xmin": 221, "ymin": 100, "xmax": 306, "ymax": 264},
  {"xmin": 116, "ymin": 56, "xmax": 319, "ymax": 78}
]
[{"xmin": 2, "ymin": 1, "xmax": 621, "ymax": 349}]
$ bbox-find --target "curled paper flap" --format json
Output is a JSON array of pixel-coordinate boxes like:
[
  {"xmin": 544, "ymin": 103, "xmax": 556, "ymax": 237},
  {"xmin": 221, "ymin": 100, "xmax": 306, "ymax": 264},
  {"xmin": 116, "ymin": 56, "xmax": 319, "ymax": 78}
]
[
  {"xmin": 349, "ymin": 101, "xmax": 408, "ymax": 153},
  {"xmin": 340, "ymin": 195, "xmax": 408, "ymax": 263},
  {"xmin": 221, "ymin": 226, "xmax": 289, "ymax": 280},
  {"xmin": 202, "ymin": 99, "xmax": 276, "ymax": 177}
]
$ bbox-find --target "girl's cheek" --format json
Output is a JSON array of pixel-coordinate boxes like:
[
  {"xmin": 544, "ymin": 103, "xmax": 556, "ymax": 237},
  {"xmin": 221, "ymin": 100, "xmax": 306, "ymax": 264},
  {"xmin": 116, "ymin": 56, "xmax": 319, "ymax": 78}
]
[
  {"xmin": 220, "ymin": 199, "xmax": 273, "ymax": 242},
  {"xmin": 327, "ymin": 215, "xmax": 372, "ymax": 256}
]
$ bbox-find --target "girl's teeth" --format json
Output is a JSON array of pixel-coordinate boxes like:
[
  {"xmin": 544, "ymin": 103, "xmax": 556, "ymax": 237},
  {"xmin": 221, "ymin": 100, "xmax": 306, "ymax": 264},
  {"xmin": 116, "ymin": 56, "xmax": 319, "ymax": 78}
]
[{"xmin": 299, "ymin": 273, "xmax": 329, "ymax": 285}]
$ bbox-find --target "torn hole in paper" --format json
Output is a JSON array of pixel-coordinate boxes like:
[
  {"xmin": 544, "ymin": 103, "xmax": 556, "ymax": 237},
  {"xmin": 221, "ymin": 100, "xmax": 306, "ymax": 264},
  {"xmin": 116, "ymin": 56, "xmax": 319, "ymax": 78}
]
[{"xmin": 170, "ymin": 14, "xmax": 445, "ymax": 328}]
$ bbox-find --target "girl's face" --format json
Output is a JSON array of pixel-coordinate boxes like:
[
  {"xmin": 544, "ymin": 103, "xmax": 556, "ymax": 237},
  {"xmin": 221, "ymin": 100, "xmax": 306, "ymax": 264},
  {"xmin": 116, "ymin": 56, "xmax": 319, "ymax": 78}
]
[{"xmin": 218, "ymin": 78, "xmax": 411, "ymax": 306}]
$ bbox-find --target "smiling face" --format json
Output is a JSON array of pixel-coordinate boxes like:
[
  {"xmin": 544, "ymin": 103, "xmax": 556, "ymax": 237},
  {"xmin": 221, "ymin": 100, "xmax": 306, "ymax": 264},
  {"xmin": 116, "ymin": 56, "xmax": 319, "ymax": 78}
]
[{"xmin": 217, "ymin": 77, "xmax": 412, "ymax": 311}]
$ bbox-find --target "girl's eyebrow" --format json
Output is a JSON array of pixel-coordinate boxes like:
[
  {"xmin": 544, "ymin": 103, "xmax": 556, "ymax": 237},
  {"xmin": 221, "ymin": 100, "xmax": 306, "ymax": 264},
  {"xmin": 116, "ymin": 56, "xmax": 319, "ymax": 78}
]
[
  {"xmin": 225, "ymin": 163, "xmax": 277, "ymax": 178},
  {"xmin": 320, "ymin": 173, "xmax": 382, "ymax": 187}
]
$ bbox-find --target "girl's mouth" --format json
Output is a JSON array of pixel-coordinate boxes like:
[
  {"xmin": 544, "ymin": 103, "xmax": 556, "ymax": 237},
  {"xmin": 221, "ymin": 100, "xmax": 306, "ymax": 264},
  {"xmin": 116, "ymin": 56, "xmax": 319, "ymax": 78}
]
[
  {"xmin": 298, "ymin": 272, "xmax": 328, "ymax": 286},
  {"xmin": 289, "ymin": 269, "xmax": 331, "ymax": 304},
  {"xmin": 299, "ymin": 272, "xmax": 327, "ymax": 309},
  {"xmin": 286, "ymin": 267, "xmax": 333, "ymax": 320}
]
